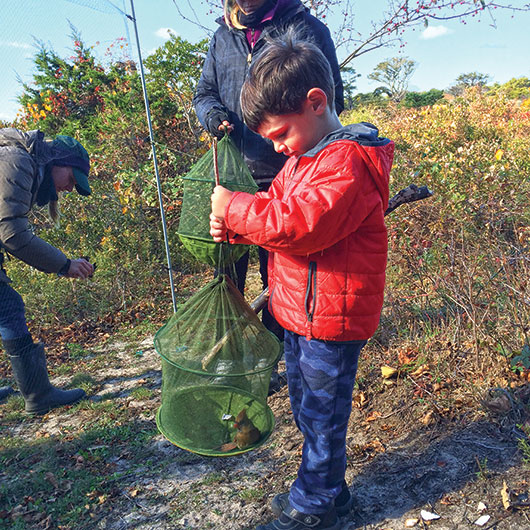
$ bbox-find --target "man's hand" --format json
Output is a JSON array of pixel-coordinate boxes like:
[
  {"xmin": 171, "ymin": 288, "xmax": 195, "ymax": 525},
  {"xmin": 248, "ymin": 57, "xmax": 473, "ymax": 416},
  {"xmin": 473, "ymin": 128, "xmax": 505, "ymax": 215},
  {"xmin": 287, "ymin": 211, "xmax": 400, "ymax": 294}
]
[
  {"xmin": 210, "ymin": 213, "xmax": 227, "ymax": 243},
  {"xmin": 65, "ymin": 258, "xmax": 94, "ymax": 279},
  {"xmin": 218, "ymin": 120, "xmax": 234, "ymax": 134},
  {"xmin": 211, "ymin": 185, "xmax": 233, "ymax": 219}
]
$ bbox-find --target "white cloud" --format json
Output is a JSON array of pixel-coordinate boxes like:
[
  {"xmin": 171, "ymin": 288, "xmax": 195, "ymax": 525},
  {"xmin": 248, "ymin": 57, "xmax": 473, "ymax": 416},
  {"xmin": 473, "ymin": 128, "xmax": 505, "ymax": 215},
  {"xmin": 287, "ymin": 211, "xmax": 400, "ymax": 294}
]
[
  {"xmin": 421, "ymin": 26, "xmax": 451, "ymax": 39},
  {"xmin": 0, "ymin": 40, "xmax": 32, "ymax": 49},
  {"xmin": 155, "ymin": 27, "xmax": 178, "ymax": 39}
]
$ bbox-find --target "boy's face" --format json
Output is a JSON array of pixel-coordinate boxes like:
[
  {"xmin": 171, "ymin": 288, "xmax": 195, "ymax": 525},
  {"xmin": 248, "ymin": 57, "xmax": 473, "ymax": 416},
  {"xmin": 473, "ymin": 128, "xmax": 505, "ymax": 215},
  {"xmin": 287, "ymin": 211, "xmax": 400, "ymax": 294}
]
[{"xmin": 257, "ymin": 100, "xmax": 325, "ymax": 158}]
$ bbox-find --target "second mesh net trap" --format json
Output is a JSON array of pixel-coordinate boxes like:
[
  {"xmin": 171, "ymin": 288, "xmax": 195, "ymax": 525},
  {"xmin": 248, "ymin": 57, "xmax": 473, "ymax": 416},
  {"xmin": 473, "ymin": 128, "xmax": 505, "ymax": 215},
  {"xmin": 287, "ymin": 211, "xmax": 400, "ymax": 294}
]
[
  {"xmin": 155, "ymin": 275, "xmax": 281, "ymax": 456},
  {"xmin": 177, "ymin": 134, "xmax": 258, "ymax": 267}
]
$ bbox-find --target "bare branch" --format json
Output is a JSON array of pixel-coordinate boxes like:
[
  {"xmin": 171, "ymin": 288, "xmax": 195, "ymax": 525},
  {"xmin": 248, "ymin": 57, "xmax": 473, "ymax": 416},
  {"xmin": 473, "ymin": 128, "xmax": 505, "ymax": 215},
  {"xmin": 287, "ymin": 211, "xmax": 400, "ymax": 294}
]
[
  {"xmin": 186, "ymin": 1, "xmax": 530, "ymax": 68},
  {"xmin": 338, "ymin": 1, "xmax": 530, "ymax": 67},
  {"xmin": 171, "ymin": 0, "xmax": 216, "ymax": 36}
]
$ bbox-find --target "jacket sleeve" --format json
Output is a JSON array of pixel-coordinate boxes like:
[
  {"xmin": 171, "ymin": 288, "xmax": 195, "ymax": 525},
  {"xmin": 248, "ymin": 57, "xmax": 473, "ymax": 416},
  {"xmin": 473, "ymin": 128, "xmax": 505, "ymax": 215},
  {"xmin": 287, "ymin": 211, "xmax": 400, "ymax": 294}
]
[
  {"xmin": 225, "ymin": 145, "xmax": 375, "ymax": 255},
  {"xmin": 0, "ymin": 153, "xmax": 68, "ymax": 274},
  {"xmin": 225, "ymin": 170, "xmax": 287, "ymax": 246},
  {"xmin": 193, "ymin": 33, "xmax": 230, "ymax": 136}
]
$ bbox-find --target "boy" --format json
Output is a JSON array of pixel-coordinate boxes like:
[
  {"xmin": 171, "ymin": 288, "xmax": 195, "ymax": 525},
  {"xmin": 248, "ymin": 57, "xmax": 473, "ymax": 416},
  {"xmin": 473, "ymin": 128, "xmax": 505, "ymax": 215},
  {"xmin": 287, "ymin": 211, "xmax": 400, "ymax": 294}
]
[{"xmin": 210, "ymin": 34, "xmax": 394, "ymax": 530}]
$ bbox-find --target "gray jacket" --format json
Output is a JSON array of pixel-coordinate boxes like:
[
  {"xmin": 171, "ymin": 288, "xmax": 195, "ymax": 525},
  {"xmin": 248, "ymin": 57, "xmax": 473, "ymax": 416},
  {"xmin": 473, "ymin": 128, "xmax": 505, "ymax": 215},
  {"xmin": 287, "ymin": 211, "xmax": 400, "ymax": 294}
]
[{"xmin": 0, "ymin": 128, "xmax": 68, "ymax": 283}]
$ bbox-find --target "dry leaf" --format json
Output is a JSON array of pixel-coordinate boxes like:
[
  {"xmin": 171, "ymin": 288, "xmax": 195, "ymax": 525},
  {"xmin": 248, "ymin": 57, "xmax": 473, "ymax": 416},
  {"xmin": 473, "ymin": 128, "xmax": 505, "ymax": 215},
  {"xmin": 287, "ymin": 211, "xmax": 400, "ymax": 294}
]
[
  {"xmin": 381, "ymin": 365, "xmax": 398, "ymax": 379},
  {"xmin": 398, "ymin": 349, "xmax": 417, "ymax": 365},
  {"xmin": 365, "ymin": 411, "xmax": 382, "ymax": 422},
  {"xmin": 42, "ymin": 515, "xmax": 53, "ymax": 529},
  {"xmin": 353, "ymin": 391, "xmax": 367, "ymax": 408},
  {"xmin": 474, "ymin": 514, "xmax": 491, "ymax": 526},
  {"xmin": 481, "ymin": 391, "xmax": 512, "ymax": 415},
  {"xmin": 420, "ymin": 410, "xmax": 435, "ymax": 425},
  {"xmin": 440, "ymin": 494, "xmax": 456, "ymax": 505},
  {"xmin": 501, "ymin": 481, "xmax": 511, "ymax": 509},
  {"xmin": 411, "ymin": 364, "xmax": 430, "ymax": 377},
  {"xmin": 421, "ymin": 510, "xmax": 440, "ymax": 521},
  {"xmin": 35, "ymin": 430, "xmax": 50, "ymax": 439},
  {"xmin": 366, "ymin": 438, "xmax": 386, "ymax": 453},
  {"xmin": 129, "ymin": 488, "xmax": 139, "ymax": 498}
]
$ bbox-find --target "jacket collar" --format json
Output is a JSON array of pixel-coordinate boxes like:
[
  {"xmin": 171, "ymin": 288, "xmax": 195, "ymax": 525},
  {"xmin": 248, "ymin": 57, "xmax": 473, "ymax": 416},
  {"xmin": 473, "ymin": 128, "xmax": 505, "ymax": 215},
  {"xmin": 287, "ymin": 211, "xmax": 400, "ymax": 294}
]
[{"xmin": 303, "ymin": 123, "xmax": 391, "ymax": 159}]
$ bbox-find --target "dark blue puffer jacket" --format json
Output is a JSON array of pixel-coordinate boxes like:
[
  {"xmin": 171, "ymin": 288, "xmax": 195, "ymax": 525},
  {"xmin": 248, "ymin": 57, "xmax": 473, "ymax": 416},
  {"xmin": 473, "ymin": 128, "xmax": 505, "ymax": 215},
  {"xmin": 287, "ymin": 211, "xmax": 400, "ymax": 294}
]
[{"xmin": 193, "ymin": 0, "xmax": 344, "ymax": 188}]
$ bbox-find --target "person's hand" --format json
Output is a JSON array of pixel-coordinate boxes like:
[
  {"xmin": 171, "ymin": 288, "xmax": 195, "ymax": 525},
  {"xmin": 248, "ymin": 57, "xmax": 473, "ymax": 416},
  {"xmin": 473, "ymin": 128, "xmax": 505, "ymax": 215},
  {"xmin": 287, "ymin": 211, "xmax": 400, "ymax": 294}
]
[
  {"xmin": 218, "ymin": 120, "xmax": 234, "ymax": 134},
  {"xmin": 211, "ymin": 185, "xmax": 233, "ymax": 218},
  {"xmin": 210, "ymin": 213, "xmax": 227, "ymax": 243},
  {"xmin": 65, "ymin": 258, "xmax": 94, "ymax": 279}
]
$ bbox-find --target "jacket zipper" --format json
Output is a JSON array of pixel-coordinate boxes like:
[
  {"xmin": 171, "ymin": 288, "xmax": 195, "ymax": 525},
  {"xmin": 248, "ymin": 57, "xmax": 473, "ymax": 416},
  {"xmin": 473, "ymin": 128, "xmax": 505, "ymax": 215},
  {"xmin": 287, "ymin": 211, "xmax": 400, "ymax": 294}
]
[
  {"xmin": 247, "ymin": 29, "xmax": 258, "ymax": 64},
  {"xmin": 305, "ymin": 261, "xmax": 317, "ymax": 322}
]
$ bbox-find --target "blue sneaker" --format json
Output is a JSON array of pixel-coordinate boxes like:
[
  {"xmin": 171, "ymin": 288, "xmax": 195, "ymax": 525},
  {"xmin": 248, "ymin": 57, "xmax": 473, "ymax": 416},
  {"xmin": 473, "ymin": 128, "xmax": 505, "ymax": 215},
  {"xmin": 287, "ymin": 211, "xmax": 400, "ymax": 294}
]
[{"xmin": 271, "ymin": 487, "xmax": 352, "ymax": 518}]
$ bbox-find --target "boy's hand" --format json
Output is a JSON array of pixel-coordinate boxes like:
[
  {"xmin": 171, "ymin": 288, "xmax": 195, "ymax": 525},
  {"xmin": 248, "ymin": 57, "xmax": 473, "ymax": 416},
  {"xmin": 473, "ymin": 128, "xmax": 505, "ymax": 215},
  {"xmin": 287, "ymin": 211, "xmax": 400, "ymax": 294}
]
[
  {"xmin": 211, "ymin": 185, "xmax": 233, "ymax": 218},
  {"xmin": 210, "ymin": 213, "xmax": 227, "ymax": 243}
]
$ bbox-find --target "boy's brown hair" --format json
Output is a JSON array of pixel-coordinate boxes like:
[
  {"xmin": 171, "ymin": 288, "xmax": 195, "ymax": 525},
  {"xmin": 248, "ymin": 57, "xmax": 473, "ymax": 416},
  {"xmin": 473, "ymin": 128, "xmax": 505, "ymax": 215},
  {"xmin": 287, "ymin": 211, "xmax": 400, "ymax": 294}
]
[{"xmin": 240, "ymin": 29, "xmax": 335, "ymax": 132}]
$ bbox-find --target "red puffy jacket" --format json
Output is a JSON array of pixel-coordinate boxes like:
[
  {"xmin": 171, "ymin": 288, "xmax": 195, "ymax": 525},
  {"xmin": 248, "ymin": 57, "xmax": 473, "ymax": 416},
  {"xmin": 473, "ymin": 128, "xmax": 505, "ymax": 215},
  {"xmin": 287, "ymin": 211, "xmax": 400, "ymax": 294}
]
[{"xmin": 225, "ymin": 124, "xmax": 395, "ymax": 341}]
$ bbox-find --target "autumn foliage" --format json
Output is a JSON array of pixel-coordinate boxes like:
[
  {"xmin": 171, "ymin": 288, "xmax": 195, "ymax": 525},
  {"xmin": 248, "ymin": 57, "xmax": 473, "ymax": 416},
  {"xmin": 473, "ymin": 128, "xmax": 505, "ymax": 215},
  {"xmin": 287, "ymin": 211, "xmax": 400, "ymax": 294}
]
[
  {"xmin": 7, "ymin": 33, "xmax": 530, "ymax": 379},
  {"xmin": 343, "ymin": 88, "xmax": 530, "ymax": 377}
]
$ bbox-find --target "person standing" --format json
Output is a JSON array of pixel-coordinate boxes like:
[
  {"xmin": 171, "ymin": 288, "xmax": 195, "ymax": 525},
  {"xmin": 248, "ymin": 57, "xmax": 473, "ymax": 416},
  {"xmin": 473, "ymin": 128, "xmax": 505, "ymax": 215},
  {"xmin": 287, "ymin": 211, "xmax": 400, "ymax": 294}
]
[
  {"xmin": 0, "ymin": 128, "xmax": 94, "ymax": 415},
  {"xmin": 193, "ymin": 0, "xmax": 344, "ymax": 388},
  {"xmin": 210, "ymin": 33, "xmax": 394, "ymax": 529}
]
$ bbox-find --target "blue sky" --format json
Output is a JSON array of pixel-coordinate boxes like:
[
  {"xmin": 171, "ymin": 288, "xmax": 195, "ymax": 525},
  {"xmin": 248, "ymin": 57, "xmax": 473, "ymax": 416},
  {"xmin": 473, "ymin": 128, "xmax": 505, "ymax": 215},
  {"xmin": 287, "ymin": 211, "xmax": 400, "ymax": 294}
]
[{"xmin": 1, "ymin": 0, "xmax": 528, "ymax": 122}]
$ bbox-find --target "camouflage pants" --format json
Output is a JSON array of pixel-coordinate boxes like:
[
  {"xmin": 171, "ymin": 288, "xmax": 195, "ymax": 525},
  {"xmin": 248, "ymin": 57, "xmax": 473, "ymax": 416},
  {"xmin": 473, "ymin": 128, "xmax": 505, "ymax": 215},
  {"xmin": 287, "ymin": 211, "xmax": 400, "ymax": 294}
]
[{"xmin": 284, "ymin": 330, "xmax": 365, "ymax": 514}]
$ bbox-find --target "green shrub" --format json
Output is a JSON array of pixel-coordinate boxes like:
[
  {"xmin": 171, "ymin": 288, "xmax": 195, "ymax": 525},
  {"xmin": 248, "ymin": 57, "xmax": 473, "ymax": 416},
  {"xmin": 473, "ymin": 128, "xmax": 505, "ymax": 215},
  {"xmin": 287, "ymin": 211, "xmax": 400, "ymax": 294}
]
[{"xmin": 343, "ymin": 90, "xmax": 530, "ymax": 369}]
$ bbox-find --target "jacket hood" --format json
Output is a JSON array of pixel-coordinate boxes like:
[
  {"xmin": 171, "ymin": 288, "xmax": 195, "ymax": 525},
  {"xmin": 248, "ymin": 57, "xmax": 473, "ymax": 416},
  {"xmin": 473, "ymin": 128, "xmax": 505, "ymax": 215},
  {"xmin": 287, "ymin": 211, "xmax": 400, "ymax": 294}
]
[
  {"xmin": 273, "ymin": 0, "xmax": 306, "ymax": 21},
  {"xmin": 0, "ymin": 129, "xmax": 49, "ymax": 164},
  {"xmin": 303, "ymin": 122, "xmax": 394, "ymax": 209},
  {"xmin": 0, "ymin": 128, "xmax": 90, "ymax": 176},
  {"xmin": 0, "ymin": 128, "xmax": 72, "ymax": 168}
]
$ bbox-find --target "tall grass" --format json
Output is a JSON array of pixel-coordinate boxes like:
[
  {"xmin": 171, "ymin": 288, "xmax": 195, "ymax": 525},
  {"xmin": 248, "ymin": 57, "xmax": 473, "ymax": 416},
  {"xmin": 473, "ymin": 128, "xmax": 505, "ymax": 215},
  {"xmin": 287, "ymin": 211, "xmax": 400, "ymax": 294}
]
[
  {"xmin": 6, "ymin": 89, "xmax": 530, "ymax": 379},
  {"xmin": 344, "ymin": 89, "xmax": 530, "ymax": 377}
]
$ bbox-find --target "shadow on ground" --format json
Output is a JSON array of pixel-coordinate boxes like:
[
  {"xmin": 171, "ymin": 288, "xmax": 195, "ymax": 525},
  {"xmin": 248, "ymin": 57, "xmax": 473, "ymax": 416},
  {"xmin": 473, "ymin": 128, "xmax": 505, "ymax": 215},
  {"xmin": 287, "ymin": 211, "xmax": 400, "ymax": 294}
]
[{"xmin": 344, "ymin": 419, "xmax": 524, "ymax": 528}]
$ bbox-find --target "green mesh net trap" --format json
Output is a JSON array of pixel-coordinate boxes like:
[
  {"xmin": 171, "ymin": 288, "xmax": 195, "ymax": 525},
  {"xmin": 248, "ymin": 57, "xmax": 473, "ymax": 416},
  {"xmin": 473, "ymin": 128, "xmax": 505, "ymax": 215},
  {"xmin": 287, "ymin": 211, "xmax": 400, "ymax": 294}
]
[
  {"xmin": 177, "ymin": 134, "xmax": 258, "ymax": 267},
  {"xmin": 155, "ymin": 275, "xmax": 281, "ymax": 456}
]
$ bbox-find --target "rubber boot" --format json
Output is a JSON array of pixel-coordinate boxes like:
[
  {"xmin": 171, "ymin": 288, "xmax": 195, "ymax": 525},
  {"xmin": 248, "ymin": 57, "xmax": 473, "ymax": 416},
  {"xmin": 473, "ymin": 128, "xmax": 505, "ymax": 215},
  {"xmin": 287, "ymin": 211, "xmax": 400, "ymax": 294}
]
[
  {"xmin": 0, "ymin": 386, "xmax": 15, "ymax": 402},
  {"xmin": 9, "ymin": 342, "xmax": 85, "ymax": 415}
]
